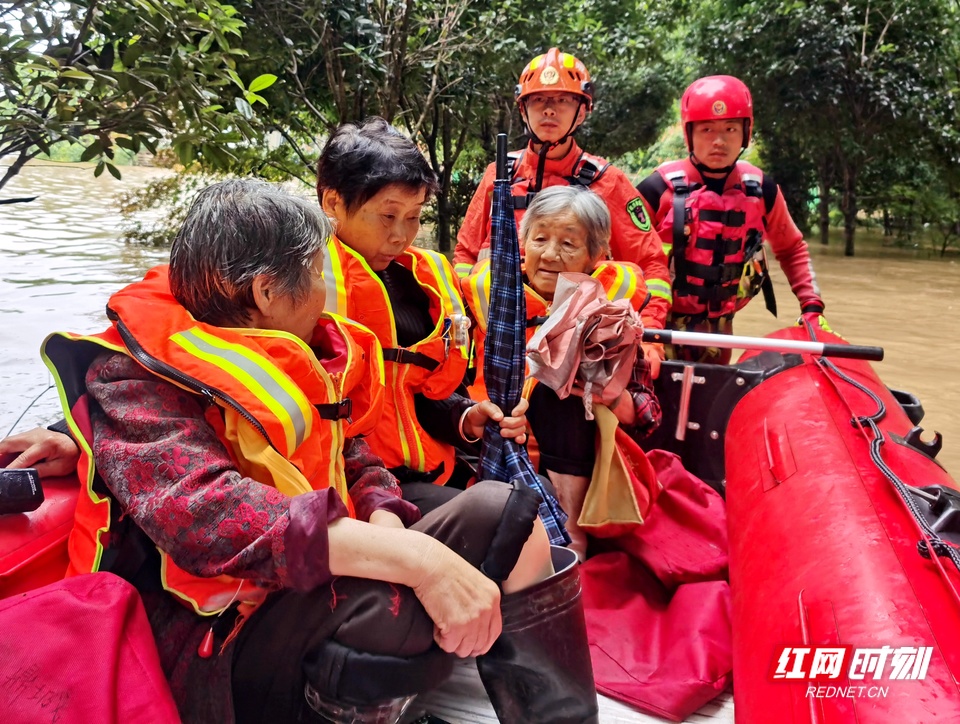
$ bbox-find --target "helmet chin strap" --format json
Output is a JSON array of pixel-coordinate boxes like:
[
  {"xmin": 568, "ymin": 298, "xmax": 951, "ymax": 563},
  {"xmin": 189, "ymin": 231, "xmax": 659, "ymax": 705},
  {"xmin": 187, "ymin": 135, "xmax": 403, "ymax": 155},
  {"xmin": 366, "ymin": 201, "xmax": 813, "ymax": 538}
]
[{"xmin": 521, "ymin": 98, "xmax": 585, "ymax": 192}]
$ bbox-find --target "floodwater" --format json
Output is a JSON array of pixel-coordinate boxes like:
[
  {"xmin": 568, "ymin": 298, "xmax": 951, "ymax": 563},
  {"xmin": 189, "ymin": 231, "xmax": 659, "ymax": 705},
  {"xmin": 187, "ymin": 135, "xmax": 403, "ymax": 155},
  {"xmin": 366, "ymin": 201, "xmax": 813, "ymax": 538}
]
[
  {"xmin": 735, "ymin": 240, "xmax": 960, "ymax": 476},
  {"xmin": 0, "ymin": 163, "xmax": 171, "ymax": 436},
  {"xmin": 1, "ymin": 163, "xmax": 959, "ymax": 476}
]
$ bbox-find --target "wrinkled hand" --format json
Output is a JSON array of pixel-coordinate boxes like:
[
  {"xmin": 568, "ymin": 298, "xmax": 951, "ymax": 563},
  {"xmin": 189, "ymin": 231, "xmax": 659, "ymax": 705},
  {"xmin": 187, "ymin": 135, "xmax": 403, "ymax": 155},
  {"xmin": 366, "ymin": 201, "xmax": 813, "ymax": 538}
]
[
  {"xmin": 411, "ymin": 540, "xmax": 502, "ymax": 657},
  {"xmin": 640, "ymin": 342, "xmax": 665, "ymax": 380},
  {"xmin": 464, "ymin": 398, "xmax": 529, "ymax": 444},
  {"xmin": 0, "ymin": 428, "xmax": 80, "ymax": 478}
]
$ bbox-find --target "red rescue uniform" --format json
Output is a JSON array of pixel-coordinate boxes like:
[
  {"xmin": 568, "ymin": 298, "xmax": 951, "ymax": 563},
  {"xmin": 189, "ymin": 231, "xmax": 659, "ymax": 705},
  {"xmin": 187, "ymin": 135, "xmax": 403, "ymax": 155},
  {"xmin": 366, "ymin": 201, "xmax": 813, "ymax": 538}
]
[{"xmin": 637, "ymin": 158, "xmax": 823, "ymax": 363}]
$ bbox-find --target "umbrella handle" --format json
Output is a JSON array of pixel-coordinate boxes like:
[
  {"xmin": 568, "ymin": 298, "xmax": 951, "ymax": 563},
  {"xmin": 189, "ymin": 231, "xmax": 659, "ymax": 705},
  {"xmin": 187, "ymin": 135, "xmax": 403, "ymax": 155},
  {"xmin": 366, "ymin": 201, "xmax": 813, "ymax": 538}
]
[
  {"xmin": 643, "ymin": 329, "xmax": 884, "ymax": 361},
  {"xmin": 496, "ymin": 133, "xmax": 509, "ymax": 181}
]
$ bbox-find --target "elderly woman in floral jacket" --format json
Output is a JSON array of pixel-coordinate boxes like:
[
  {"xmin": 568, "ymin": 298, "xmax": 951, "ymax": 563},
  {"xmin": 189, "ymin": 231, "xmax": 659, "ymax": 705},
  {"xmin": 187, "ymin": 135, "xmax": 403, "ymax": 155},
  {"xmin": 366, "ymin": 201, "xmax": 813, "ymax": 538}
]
[{"xmin": 33, "ymin": 179, "xmax": 573, "ymax": 723}]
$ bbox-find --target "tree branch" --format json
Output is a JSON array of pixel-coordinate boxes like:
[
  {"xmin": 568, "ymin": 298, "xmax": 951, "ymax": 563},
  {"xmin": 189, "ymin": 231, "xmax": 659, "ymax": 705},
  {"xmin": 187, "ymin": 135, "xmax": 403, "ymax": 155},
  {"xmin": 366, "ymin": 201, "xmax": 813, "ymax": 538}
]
[
  {"xmin": 0, "ymin": 147, "xmax": 41, "ymax": 193},
  {"xmin": 67, "ymin": 0, "xmax": 99, "ymax": 67}
]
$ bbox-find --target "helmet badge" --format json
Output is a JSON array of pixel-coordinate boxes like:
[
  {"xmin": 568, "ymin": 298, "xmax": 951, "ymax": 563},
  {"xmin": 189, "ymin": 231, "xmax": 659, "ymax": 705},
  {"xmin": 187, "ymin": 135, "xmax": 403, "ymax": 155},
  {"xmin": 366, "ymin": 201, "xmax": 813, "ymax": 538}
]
[
  {"xmin": 712, "ymin": 100, "xmax": 727, "ymax": 116},
  {"xmin": 540, "ymin": 66, "xmax": 560, "ymax": 85}
]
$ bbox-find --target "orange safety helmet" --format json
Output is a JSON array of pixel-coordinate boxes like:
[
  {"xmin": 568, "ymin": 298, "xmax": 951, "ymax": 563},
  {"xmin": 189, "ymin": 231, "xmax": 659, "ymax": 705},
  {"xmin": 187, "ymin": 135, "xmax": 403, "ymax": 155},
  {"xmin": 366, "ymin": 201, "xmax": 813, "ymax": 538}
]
[
  {"xmin": 515, "ymin": 48, "xmax": 594, "ymax": 111},
  {"xmin": 680, "ymin": 75, "xmax": 753, "ymax": 152}
]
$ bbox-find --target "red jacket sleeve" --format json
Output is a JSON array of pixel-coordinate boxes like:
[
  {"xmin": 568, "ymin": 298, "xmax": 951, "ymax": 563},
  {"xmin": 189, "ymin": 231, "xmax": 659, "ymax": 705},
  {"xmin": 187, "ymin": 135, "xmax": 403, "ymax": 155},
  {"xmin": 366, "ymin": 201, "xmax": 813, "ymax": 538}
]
[
  {"xmin": 765, "ymin": 187, "xmax": 824, "ymax": 311},
  {"xmin": 454, "ymin": 163, "xmax": 497, "ymax": 276},
  {"xmin": 593, "ymin": 166, "xmax": 672, "ymax": 328}
]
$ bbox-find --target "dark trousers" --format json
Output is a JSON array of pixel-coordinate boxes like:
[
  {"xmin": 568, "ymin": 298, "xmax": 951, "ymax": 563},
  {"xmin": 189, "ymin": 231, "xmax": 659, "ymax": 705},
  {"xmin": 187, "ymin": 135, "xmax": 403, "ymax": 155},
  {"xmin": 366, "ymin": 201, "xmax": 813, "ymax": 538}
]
[
  {"xmin": 527, "ymin": 383, "xmax": 596, "ymax": 477},
  {"xmin": 231, "ymin": 480, "xmax": 539, "ymax": 723}
]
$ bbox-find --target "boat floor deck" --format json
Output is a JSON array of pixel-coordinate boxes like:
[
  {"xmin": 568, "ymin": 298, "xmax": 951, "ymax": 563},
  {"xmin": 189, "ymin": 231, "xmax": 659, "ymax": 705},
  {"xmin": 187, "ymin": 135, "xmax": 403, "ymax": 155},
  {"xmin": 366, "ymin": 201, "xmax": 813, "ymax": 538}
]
[{"xmin": 408, "ymin": 658, "xmax": 735, "ymax": 723}]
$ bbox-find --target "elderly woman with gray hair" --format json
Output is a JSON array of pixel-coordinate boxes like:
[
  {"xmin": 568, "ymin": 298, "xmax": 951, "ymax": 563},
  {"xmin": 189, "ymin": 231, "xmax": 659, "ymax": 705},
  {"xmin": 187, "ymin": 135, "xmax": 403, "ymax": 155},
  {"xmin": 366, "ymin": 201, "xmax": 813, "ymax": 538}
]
[
  {"xmin": 35, "ymin": 178, "xmax": 569, "ymax": 723},
  {"xmin": 462, "ymin": 185, "xmax": 662, "ymax": 560}
]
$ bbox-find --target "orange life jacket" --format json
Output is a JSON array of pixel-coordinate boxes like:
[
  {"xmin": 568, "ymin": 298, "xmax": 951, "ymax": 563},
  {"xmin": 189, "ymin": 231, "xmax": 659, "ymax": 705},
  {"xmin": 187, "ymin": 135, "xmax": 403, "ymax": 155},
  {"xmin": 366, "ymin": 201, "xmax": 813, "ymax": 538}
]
[
  {"xmin": 461, "ymin": 259, "xmax": 649, "ymax": 400},
  {"xmin": 41, "ymin": 266, "xmax": 384, "ymax": 615},
  {"xmin": 656, "ymin": 159, "xmax": 770, "ymax": 320},
  {"xmin": 321, "ymin": 237, "xmax": 469, "ymax": 484}
]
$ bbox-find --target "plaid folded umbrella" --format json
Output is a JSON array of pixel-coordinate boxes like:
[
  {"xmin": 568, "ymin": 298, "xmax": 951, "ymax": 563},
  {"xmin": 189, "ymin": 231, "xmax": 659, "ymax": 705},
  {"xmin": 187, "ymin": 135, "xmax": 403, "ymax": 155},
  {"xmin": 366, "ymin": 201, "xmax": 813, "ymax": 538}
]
[{"xmin": 477, "ymin": 134, "xmax": 569, "ymax": 546}]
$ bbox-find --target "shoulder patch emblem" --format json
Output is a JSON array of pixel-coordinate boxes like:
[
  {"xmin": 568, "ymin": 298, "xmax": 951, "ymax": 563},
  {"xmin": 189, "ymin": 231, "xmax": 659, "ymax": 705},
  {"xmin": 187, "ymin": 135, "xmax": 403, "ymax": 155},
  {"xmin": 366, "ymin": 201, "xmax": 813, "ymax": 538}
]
[{"xmin": 626, "ymin": 197, "xmax": 652, "ymax": 232}]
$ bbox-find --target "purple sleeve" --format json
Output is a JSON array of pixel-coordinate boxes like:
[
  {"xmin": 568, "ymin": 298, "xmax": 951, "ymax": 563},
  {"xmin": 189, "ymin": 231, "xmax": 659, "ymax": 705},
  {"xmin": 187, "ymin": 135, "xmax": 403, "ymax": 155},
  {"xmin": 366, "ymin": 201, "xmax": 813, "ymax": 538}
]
[
  {"xmin": 86, "ymin": 352, "xmax": 348, "ymax": 590},
  {"xmin": 285, "ymin": 489, "xmax": 349, "ymax": 591}
]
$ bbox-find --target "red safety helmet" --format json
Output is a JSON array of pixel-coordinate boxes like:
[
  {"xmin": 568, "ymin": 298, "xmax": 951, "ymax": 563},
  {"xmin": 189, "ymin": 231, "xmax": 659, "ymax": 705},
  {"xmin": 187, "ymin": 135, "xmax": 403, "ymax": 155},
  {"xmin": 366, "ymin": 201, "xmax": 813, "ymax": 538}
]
[
  {"xmin": 680, "ymin": 75, "xmax": 753, "ymax": 151},
  {"xmin": 515, "ymin": 48, "xmax": 594, "ymax": 111}
]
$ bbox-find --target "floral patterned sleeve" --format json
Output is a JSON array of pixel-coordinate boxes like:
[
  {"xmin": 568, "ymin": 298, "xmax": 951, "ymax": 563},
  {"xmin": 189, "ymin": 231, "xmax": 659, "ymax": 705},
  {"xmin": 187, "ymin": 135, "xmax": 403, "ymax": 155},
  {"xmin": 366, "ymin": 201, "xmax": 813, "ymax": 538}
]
[{"xmin": 86, "ymin": 352, "xmax": 348, "ymax": 593}]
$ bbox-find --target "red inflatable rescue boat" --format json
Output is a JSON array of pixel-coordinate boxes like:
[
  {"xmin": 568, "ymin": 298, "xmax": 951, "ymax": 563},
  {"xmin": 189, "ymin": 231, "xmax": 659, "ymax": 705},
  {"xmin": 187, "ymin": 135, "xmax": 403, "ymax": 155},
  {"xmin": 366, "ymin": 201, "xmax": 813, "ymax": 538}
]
[
  {"xmin": 724, "ymin": 327, "xmax": 960, "ymax": 722},
  {"xmin": 0, "ymin": 474, "xmax": 77, "ymax": 598}
]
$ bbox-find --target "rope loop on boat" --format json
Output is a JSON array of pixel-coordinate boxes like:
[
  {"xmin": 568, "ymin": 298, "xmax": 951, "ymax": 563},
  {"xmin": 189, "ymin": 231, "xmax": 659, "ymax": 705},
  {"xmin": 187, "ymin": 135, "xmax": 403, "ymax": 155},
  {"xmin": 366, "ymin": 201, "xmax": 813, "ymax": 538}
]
[
  {"xmin": 817, "ymin": 356, "xmax": 960, "ymax": 575},
  {"xmin": 918, "ymin": 538, "xmax": 960, "ymax": 560}
]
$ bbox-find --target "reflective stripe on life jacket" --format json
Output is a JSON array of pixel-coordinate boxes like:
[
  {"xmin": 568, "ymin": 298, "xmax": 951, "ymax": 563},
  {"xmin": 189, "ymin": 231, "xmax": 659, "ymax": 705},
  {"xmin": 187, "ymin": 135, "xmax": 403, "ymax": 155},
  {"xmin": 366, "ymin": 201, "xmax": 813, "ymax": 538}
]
[
  {"xmin": 41, "ymin": 266, "xmax": 383, "ymax": 615},
  {"xmin": 657, "ymin": 159, "xmax": 770, "ymax": 320},
  {"xmin": 322, "ymin": 237, "xmax": 469, "ymax": 484}
]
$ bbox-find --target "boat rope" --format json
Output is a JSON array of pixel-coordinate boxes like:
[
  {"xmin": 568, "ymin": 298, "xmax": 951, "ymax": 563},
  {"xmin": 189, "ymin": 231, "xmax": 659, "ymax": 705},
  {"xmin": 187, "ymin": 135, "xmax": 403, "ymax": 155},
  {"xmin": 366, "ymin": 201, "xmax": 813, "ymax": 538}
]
[
  {"xmin": 817, "ymin": 355, "xmax": 960, "ymax": 578},
  {"xmin": 4, "ymin": 383, "xmax": 56, "ymax": 438}
]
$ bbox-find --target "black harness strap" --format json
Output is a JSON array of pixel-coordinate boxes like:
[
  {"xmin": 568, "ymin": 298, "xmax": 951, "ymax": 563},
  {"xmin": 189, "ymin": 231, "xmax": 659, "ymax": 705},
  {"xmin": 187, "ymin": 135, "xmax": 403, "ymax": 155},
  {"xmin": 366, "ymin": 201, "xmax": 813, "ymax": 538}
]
[
  {"xmin": 761, "ymin": 273, "xmax": 778, "ymax": 317},
  {"xmin": 563, "ymin": 154, "xmax": 611, "ymax": 188},
  {"xmin": 682, "ymin": 259, "xmax": 744, "ymax": 284},
  {"xmin": 694, "ymin": 236, "xmax": 743, "ymax": 255},
  {"xmin": 698, "ymin": 209, "xmax": 747, "ymax": 226},
  {"xmin": 511, "ymin": 152, "xmax": 611, "ymax": 210},
  {"xmin": 315, "ymin": 398, "xmax": 353, "ymax": 421},
  {"xmin": 382, "ymin": 347, "xmax": 440, "ymax": 371},
  {"xmin": 670, "ymin": 174, "xmax": 694, "ymax": 292},
  {"xmin": 512, "ymin": 194, "xmax": 533, "ymax": 210}
]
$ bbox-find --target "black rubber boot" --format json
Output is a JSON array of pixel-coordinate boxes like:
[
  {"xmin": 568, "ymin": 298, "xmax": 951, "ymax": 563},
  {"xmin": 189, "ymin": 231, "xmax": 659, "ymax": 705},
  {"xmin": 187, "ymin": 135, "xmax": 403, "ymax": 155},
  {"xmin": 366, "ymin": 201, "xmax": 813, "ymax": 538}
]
[{"xmin": 477, "ymin": 545, "xmax": 600, "ymax": 724}]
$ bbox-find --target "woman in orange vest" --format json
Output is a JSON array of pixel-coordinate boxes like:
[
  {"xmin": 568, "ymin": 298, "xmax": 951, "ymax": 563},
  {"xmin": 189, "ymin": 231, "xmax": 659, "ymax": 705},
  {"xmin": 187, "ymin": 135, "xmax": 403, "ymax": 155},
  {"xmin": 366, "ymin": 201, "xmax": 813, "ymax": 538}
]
[
  {"xmin": 314, "ymin": 117, "xmax": 532, "ymax": 506},
  {"xmin": 462, "ymin": 186, "xmax": 661, "ymax": 560},
  {"xmin": 28, "ymin": 179, "xmax": 607, "ymax": 723}
]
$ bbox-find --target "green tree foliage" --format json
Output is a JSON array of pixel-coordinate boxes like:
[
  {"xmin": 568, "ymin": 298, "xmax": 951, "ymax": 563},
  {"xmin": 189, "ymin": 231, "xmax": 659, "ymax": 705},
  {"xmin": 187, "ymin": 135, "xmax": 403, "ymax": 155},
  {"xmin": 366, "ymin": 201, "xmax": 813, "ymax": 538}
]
[
  {"xmin": 0, "ymin": 0, "xmax": 277, "ymax": 192},
  {"xmin": 204, "ymin": 0, "xmax": 683, "ymax": 250},
  {"xmin": 696, "ymin": 0, "xmax": 959, "ymax": 256}
]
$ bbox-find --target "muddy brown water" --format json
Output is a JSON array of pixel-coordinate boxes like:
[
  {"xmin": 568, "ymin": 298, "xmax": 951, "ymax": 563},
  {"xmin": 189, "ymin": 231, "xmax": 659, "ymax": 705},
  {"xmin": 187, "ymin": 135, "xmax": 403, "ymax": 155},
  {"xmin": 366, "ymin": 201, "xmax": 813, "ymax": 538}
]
[
  {"xmin": 1, "ymin": 163, "xmax": 958, "ymax": 476},
  {"xmin": 734, "ymin": 245, "xmax": 960, "ymax": 476}
]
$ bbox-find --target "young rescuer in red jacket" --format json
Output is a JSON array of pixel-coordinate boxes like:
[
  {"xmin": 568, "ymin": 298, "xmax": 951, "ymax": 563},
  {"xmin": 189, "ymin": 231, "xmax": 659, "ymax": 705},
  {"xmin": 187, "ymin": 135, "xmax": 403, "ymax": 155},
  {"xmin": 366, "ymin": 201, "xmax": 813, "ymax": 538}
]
[{"xmin": 636, "ymin": 75, "xmax": 828, "ymax": 364}]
